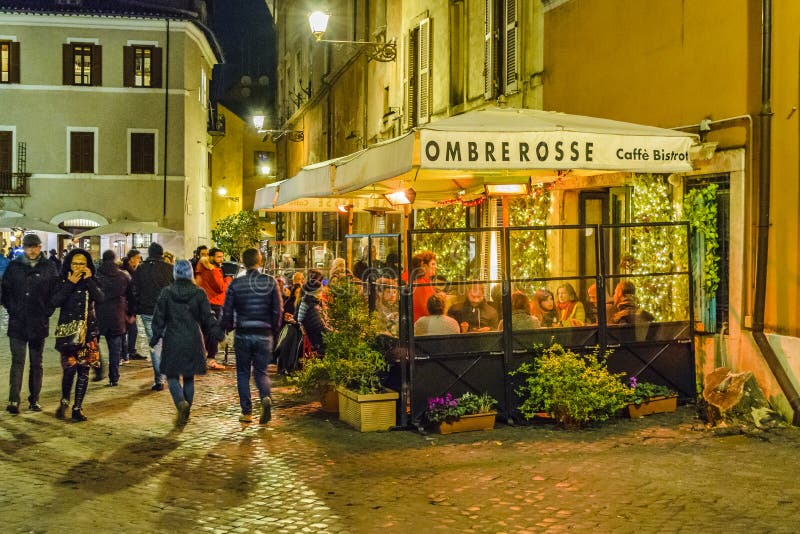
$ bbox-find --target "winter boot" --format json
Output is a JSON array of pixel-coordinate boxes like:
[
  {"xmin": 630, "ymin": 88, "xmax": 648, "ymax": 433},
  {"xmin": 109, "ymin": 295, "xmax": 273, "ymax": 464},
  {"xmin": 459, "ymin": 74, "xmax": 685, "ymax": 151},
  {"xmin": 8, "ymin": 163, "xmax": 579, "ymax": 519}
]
[
  {"xmin": 55, "ymin": 399, "xmax": 70, "ymax": 419},
  {"xmin": 72, "ymin": 371, "xmax": 89, "ymax": 422}
]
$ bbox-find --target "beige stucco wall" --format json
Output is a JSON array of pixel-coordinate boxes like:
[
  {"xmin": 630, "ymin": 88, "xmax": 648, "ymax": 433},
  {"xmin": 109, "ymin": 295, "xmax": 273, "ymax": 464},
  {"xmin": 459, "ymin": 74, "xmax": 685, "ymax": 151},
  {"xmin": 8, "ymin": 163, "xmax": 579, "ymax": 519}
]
[{"xmin": 0, "ymin": 14, "xmax": 218, "ymax": 258}]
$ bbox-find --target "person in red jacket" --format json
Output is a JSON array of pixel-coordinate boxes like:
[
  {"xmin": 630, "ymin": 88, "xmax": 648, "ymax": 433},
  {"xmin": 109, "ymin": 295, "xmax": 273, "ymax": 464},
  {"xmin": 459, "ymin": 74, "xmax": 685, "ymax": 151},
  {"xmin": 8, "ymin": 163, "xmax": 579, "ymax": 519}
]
[{"xmin": 195, "ymin": 248, "xmax": 230, "ymax": 369}]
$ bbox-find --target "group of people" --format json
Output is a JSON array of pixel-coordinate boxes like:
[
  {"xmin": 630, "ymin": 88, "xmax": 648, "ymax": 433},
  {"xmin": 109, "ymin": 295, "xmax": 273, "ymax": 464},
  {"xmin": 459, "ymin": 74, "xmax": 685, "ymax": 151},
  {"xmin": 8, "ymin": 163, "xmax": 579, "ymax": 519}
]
[
  {"xmin": 407, "ymin": 250, "xmax": 653, "ymax": 336},
  {"xmin": 1, "ymin": 235, "xmax": 284, "ymax": 427}
]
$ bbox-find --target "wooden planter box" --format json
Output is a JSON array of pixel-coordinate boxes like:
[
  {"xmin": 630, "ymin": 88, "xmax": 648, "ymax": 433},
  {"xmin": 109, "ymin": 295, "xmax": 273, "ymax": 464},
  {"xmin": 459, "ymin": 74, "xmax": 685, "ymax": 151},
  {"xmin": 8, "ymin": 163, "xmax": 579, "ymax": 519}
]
[
  {"xmin": 627, "ymin": 395, "xmax": 678, "ymax": 418},
  {"xmin": 336, "ymin": 386, "xmax": 398, "ymax": 432},
  {"xmin": 319, "ymin": 384, "xmax": 339, "ymax": 414},
  {"xmin": 437, "ymin": 412, "xmax": 497, "ymax": 435}
]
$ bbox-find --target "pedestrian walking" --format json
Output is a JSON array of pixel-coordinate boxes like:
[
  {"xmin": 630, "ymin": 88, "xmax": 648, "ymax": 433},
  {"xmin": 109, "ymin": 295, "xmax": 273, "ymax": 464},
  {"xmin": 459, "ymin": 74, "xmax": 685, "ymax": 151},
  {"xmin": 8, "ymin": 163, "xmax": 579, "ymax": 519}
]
[
  {"xmin": 150, "ymin": 260, "xmax": 222, "ymax": 427},
  {"xmin": 131, "ymin": 243, "xmax": 173, "ymax": 391},
  {"xmin": 196, "ymin": 247, "xmax": 230, "ymax": 370},
  {"xmin": 220, "ymin": 248, "xmax": 282, "ymax": 424},
  {"xmin": 95, "ymin": 250, "xmax": 134, "ymax": 387},
  {"xmin": 1, "ymin": 234, "xmax": 59, "ymax": 414},
  {"xmin": 121, "ymin": 249, "xmax": 146, "ymax": 362},
  {"xmin": 48, "ymin": 248, "xmax": 62, "ymax": 272},
  {"xmin": 51, "ymin": 249, "xmax": 105, "ymax": 422}
]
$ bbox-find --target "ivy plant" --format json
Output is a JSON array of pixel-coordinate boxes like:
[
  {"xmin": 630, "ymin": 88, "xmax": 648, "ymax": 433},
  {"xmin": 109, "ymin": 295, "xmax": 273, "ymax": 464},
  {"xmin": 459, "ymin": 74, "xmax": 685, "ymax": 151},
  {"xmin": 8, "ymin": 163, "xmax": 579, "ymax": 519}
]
[{"xmin": 683, "ymin": 184, "xmax": 720, "ymax": 296}]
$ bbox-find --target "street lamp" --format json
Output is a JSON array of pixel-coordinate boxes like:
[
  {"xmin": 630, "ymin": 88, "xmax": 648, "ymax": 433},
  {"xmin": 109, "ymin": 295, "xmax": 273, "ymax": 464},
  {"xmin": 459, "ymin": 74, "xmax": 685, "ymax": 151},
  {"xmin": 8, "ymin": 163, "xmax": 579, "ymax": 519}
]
[
  {"xmin": 308, "ymin": 10, "xmax": 397, "ymax": 62},
  {"xmin": 252, "ymin": 114, "xmax": 265, "ymax": 130}
]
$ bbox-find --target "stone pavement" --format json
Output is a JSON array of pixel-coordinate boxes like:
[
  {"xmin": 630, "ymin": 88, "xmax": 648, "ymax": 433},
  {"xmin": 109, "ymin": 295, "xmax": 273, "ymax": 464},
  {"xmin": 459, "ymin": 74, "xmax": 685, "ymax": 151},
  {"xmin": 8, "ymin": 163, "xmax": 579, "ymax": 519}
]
[{"xmin": 1, "ymin": 315, "xmax": 799, "ymax": 533}]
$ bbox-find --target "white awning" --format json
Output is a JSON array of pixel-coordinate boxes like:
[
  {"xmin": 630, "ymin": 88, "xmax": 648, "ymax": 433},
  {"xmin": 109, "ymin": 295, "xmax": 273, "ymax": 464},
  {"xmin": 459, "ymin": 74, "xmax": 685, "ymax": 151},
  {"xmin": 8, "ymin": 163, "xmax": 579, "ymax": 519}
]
[{"xmin": 254, "ymin": 107, "xmax": 698, "ymax": 211}]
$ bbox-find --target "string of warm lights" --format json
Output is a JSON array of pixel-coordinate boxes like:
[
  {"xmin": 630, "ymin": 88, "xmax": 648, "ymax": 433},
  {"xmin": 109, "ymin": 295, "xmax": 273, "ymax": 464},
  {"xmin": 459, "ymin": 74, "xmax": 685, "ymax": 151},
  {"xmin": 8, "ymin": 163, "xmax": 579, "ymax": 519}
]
[{"xmin": 436, "ymin": 195, "xmax": 486, "ymax": 207}]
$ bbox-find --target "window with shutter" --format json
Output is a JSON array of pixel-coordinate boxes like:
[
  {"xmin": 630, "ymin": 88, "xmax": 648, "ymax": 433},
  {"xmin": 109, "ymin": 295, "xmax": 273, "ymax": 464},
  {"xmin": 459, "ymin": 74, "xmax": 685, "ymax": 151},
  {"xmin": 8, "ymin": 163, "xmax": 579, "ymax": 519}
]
[
  {"xmin": 417, "ymin": 18, "xmax": 431, "ymax": 125},
  {"xmin": 504, "ymin": 0, "xmax": 519, "ymax": 94},
  {"xmin": 484, "ymin": 0, "xmax": 495, "ymax": 100},
  {"xmin": 0, "ymin": 131, "xmax": 12, "ymax": 173},
  {"xmin": 406, "ymin": 29, "xmax": 418, "ymax": 130},
  {"xmin": 1, "ymin": 41, "xmax": 10, "ymax": 83},
  {"xmin": 63, "ymin": 43, "xmax": 101, "ymax": 86},
  {"xmin": 70, "ymin": 131, "xmax": 94, "ymax": 173},
  {"xmin": 130, "ymin": 133, "xmax": 155, "ymax": 174},
  {"xmin": 72, "ymin": 44, "xmax": 93, "ymax": 85}
]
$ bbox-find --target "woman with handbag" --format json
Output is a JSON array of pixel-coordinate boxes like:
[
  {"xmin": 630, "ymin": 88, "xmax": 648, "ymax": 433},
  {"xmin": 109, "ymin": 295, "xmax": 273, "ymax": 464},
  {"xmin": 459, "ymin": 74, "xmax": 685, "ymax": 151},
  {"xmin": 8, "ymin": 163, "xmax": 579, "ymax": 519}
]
[
  {"xmin": 51, "ymin": 249, "xmax": 105, "ymax": 422},
  {"xmin": 150, "ymin": 260, "xmax": 222, "ymax": 427}
]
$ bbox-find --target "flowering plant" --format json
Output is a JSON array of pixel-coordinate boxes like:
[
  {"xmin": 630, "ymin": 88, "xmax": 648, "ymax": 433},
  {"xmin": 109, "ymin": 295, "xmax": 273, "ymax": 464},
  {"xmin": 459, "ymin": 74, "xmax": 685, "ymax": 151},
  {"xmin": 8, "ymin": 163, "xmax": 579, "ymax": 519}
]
[
  {"xmin": 426, "ymin": 392, "xmax": 497, "ymax": 424},
  {"xmin": 627, "ymin": 377, "xmax": 676, "ymax": 406}
]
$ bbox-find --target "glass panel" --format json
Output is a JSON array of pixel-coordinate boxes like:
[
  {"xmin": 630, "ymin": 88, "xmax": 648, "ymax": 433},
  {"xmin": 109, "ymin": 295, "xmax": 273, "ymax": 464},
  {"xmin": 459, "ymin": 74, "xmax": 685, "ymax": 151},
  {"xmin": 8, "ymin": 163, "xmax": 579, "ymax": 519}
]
[
  {"xmin": 1, "ymin": 42, "xmax": 9, "ymax": 82},
  {"xmin": 73, "ymin": 45, "xmax": 92, "ymax": 85},
  {"xmin": 135, "ymin": 47, "xmax": 152, "ymax": 87}
]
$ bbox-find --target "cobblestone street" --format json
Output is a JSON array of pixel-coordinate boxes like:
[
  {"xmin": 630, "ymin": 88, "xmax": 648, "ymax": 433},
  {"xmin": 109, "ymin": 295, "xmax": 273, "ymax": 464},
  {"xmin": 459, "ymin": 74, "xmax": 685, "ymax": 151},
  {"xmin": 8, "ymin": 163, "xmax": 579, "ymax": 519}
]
[{"xmin": 1, "ymin": 318, "xmax": 799, "ymax": 533}]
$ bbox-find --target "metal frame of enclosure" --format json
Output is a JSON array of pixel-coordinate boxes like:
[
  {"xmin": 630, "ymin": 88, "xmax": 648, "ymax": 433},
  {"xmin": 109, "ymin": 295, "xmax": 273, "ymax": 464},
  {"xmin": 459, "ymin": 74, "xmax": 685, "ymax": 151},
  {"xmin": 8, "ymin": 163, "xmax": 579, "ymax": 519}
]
[{"xmin": 345, "ymin": 222, "xmax": 695, "ymax": 430}]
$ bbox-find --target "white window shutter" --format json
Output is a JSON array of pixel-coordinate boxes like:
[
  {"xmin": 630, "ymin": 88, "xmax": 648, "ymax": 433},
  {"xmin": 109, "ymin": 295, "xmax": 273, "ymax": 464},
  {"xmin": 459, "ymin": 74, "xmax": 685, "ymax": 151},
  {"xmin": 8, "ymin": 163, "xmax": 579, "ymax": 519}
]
[
  {"xmin": 484, "ymin": 0, "xmax": 495, "ymax": 100},
  {"xmin": 504, "ymin": 0, "xmax": 518, "ymax": 94},
  {"xmin": 418, "ymin": 17, "xmax": 431, "ymax": 125}
]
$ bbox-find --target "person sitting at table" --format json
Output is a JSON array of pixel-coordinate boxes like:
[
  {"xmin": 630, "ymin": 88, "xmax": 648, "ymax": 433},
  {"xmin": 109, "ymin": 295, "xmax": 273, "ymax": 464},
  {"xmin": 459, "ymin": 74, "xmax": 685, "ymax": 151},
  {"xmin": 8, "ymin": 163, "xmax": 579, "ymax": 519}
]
[
  {"xmin": 608, "ymin": 281, "xmax": 654, "ymax": 325},
  {"xmin": 447, "ymin": 282, "xmax": 499, "ymax": 333},
  {"xmin": 410, "ymin": 251, "xmax": 437, "ymax": 323},
  {"xmin": 585, "ymin": 283, "xmax": 599, "ymax": 324},
  {"xmin": 374, "ymin": 277, "xmax": 399, "ymax": 337},
  {"xmin": 414, "ymin": 294, "xmax": 460, "ymax": 336},
  {"xmin": 499, "ymin": 291, "xmax": 541, "ymax": 331},
  {"xmin": 531, "ymin": 289, "xmax": 559, "ymax": 327},
  {"xmin": 556, "ymin": 282, "xmax": 586, "ymax": 327}
]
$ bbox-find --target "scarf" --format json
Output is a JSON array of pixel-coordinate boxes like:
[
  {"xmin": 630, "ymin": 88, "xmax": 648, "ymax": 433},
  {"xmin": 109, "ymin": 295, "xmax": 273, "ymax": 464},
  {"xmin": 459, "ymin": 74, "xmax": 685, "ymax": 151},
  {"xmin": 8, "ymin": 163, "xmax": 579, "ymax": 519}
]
[{"xmin": 556, "ymin": 300, "xmax": 577, "ymax": 323}]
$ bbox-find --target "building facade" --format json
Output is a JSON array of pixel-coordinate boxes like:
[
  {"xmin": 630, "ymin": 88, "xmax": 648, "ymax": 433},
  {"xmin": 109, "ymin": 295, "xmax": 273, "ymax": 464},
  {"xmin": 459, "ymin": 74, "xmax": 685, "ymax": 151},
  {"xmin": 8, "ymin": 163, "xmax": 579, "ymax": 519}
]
[{"xmin": 0, "ymin": 1, "xmax": 221, "ymax": 257}]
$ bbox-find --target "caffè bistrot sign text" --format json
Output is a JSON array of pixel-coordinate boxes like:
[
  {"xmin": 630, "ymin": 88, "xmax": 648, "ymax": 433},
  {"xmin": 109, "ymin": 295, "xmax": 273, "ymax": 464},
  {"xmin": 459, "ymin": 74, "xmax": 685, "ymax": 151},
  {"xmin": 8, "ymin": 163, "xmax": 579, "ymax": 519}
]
[{"xmin": 419, "ymin": 131, "xmax": 693, "ymax": 173}]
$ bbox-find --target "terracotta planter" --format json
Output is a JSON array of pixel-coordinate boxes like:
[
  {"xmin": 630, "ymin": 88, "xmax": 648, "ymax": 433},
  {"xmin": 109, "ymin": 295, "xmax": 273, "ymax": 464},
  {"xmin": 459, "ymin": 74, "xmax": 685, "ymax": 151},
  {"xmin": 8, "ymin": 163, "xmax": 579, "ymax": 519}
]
[
  {"xmin": 319, "ymin": 384, "xmax": 339, "ymax": 414},
  {"xmin": 627, "ymin": 395, "xmax": 678, "ymax": 418},
  {"xmin": 437, "ymin": 412, "xmax": 497, "ymax": 434},
  {"xmin": 336, "ymin": 386, "xmax": 398, "ymax": 432}
]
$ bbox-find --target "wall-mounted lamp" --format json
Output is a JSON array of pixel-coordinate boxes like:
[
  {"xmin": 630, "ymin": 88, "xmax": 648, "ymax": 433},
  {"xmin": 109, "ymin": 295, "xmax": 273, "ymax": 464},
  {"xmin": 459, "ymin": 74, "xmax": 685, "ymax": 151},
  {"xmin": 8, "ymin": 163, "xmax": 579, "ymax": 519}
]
[
  {"xmin": 485, "ymin": 183, "xmax": 531, "ymax": 196},
  {"xmin": 252, "ymin": 113, "xmax": 265, "ymax": 130},
  {"xmin": 384, "ymin": 188, "xmax": 416, "ymax": 205},
  {"xmin": 309, "ymin": 11, "xmax": 397, "ymax": 62},
  {"xmin": 259, "ymin": 165, "xmax": 271, "ymax": 176},
  {"xmin": 216, "ymin": 186, "xmax": 240, "ymax": 202}
]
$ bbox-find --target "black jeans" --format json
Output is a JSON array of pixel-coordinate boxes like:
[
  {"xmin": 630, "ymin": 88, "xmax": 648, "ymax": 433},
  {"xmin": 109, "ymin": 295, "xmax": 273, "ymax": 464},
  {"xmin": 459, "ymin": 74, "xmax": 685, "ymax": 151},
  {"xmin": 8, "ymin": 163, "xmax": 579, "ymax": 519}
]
[
  {"xmin": 205, "ymin": 305, "xmax": 222, "ymax": 359},
  {"xmin": 8, "ymin": 337, "xmax": 45, "ymax": 405},
  {"xmin": 124, "ymin": 318, "xmax": 138, "ymax": 357}
]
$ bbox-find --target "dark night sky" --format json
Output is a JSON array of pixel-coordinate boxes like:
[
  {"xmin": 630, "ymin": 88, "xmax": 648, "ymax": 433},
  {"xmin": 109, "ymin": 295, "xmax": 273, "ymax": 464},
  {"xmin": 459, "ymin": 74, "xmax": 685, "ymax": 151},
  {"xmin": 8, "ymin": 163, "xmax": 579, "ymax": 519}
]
[{"xmin": 209, "ymin": 0, "xmax": 276, "ymax": 118}]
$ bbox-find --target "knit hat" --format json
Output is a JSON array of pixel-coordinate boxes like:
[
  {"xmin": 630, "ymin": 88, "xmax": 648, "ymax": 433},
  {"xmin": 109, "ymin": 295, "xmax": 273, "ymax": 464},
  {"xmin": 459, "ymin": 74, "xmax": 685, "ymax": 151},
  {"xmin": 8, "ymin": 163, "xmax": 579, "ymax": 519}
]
[
  {"xmin": 148, "ymin": 242, "xmax": 163, "ymax": 258},
  {"xmin": 303, "ymin": 268, "xmax": 324, "ymax": 293},
  {"xmin": 173, "ymin": 259, "xmax": 193, "ymax": 281},
  {"xmin": 22, "ymin": 234, "xmax": 41, "ymax": 247}
]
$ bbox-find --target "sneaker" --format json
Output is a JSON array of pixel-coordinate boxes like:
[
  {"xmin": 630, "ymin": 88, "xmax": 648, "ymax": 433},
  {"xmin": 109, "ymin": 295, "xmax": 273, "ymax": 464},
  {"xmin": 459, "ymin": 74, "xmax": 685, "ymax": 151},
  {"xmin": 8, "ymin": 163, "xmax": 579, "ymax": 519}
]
[
  {"xmin": 151, "ymin": 383, "xmax": 164, "ymax": 391},
  {"xmin": 239, "ymin": 413, "xmax": 253, "ymax": 423},
  {"xmin": 175, "ymin": 400, "xmax": 190, "ymax": 427},
  {"xmin": 259, "ymin": 396, "xmax": 272, "ymax": 425},
  {"xmin": 55, "ymin": 399, "xmax": 69, "ymax": 419},
  {"xmin": 6, "ymin": 402, "xmax": 19, "ymax": 415},
  {"xmin": 108, "ymin": 381, "xmax": 118, "ymax": 387},
  {"xmin": 207, "ymin": 360, "xmax": 225, "ymax": 370},
  {"xmin": 28, "ymin": 402, "xmax": 42, "ymax": 412},
  {"xmin": 119, "ymin": 359, "xmax": 129, "ymax": 366},
  {"xmin": 130, "ymin": 352, "xmax": 148, "ymax": 361}
]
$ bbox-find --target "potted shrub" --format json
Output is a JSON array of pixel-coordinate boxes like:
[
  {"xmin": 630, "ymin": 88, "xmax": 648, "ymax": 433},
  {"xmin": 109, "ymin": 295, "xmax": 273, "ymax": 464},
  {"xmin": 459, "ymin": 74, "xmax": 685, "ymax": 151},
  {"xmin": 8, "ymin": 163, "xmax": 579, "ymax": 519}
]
[
  {"xmin": 625, "ymin": 377, "xmax": 678, "ymax": 418},
  {"xmin": 510, "ymin": 344, "xmax": 629, "ymax": 428},
  {"xmin": 326, "ymin": 279, "xmax": 398, "ymax": 431},
  {"xmin": 426, "ymin": 392, "xmax": 498, "ymax": 434},
  {"xmin": 292, "ymin": 355, "xmax": 341, "ymax": 413}
]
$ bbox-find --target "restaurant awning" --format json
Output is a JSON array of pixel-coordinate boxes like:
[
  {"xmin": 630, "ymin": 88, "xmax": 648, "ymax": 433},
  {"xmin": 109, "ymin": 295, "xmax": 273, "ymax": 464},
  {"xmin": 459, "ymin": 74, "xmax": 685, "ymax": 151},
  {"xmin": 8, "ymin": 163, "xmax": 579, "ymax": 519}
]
[{"xmin": 255, "ymin": 107, "xmax": 697, "ymax": 211}]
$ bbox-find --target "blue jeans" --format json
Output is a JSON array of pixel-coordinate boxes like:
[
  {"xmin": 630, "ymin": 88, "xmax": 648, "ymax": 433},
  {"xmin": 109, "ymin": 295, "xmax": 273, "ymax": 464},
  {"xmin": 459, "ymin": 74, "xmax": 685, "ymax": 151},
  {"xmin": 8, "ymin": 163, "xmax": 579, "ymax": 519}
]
[
  {"xmin": 140, "ymin": 314, "xmax": 163, "ymax": 385},
  {"xmin": 167, "ymin": 375, "xmax": 195, "ymax": 408},
  {"xmin": 234, "ymin": 333, "xmax": 273, "ymax": 414},
  {"xmin": 104, "ymin": 334, "xmax": 124, "ymax": 384}
]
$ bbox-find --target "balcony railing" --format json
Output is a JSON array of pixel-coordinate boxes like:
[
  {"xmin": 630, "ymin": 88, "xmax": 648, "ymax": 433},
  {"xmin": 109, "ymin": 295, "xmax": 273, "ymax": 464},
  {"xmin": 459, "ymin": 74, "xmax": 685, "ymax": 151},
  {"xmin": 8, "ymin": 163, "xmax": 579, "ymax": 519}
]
[
  {"xmin": 207, "ymin": 108, "xmax": 226, "ymax": 136},
  {"xmin": 0, "ymin": 172, "xmax": 30, "ymax": 195}
]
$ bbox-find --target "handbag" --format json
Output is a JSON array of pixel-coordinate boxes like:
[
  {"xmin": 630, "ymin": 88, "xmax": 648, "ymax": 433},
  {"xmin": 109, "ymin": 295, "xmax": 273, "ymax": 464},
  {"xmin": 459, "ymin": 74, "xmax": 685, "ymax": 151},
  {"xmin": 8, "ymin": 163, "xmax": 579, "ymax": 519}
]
[{"xmin": 56, "ymin": 291, "xmax": 102, "ymax": 368}]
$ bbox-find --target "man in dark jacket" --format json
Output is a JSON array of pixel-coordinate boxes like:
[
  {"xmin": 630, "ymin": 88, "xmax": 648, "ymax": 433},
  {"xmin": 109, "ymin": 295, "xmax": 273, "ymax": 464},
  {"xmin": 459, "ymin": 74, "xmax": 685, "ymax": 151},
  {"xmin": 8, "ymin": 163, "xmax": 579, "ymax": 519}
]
[
  {"xmin": 131, "ymin": 242, "xmax": 174, "ymax": 391},
  {"xmin": 447, "ymin": 282, "xmax": 499, "ymax": 332},
  {"xmin": 121, "ymin": 249, "xmax": 146, "ymax": 361},
  {"xmin": 96, "ymin": 250, "xmax": 134, "ymax": 386},
  {"xmin": 1, "ymin": 234, "xmax": 59, "ymax": 413},
  {"xmin": 220, "ymin": 248, "xmax": 282, "ymax": 424}
]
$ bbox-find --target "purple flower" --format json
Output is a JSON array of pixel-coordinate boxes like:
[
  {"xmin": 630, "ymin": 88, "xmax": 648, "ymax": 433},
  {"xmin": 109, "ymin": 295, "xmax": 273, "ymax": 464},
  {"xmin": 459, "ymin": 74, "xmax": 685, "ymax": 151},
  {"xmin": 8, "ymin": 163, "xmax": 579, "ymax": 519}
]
[{"xmin": 629, "ymin": 376, "xmax": 638, "ymax": 389}]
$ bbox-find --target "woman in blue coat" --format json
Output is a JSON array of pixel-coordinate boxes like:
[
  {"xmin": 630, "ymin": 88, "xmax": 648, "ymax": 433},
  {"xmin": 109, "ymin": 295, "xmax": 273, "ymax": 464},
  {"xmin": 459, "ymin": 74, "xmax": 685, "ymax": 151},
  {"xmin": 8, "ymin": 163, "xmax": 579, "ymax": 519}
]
[{"xmin": 150, "ymin": 260, "xmax": 221, "ymax": 426}]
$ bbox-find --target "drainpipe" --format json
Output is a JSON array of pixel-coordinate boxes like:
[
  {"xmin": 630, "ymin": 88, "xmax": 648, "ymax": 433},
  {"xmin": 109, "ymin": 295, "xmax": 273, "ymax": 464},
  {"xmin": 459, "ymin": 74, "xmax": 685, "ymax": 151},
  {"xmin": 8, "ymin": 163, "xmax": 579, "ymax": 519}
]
[
  {"xmin": 752, "ymin": 0, "xmax": 800, "ymax": 424},
  {"xmin": 163, "ymin": 18, "xmax": 170, "ymax": 219}
]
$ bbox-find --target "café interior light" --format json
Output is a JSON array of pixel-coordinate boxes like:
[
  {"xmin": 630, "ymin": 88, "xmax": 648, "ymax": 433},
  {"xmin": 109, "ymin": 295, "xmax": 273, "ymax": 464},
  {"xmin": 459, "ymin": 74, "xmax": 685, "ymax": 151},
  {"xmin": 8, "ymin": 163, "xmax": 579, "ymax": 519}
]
[
  {"xmin": 485, "ymin": 183, "xmax": 531, "ymax": 196},
  {"xmin": 384, "ymin": 188, "xmax": 416, "ymax": 205}
]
